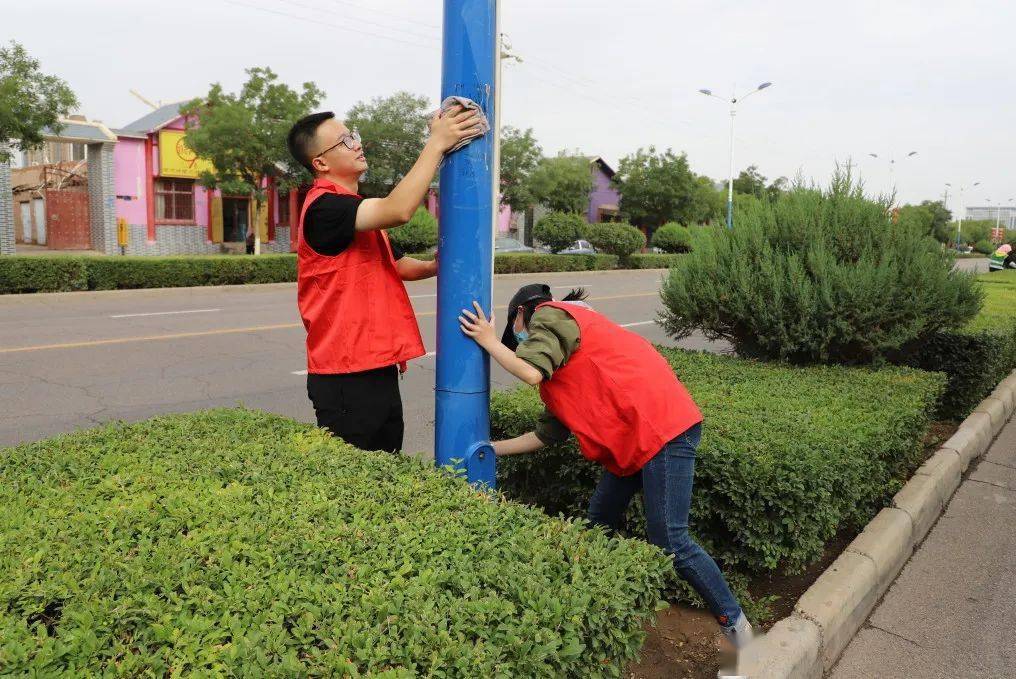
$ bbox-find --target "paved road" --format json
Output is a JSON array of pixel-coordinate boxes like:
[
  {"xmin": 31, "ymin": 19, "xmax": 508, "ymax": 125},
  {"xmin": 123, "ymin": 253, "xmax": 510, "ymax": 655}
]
[
  {"xmin": 830, "ymin": 414, "xmax": 1016, "ymax": 678},
  {"xmin": 0, "ymin": 269, "xmax": 727, "ymax": 455}
]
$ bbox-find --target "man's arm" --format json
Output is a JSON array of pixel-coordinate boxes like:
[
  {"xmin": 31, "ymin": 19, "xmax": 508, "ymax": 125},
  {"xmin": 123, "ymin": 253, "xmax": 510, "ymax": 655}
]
[
  {"xmin": 355, "ymin": 107, "xmax": 480, "ymax": 232},
  {"xmin": 395, "ymin": 256, "xmax": 438, "ymax": 281}
]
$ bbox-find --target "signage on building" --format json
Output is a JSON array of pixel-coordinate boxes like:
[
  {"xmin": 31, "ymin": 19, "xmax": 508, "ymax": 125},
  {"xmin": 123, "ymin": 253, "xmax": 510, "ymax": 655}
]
[
  {"xmin": 992, "ymin": 227, "xmax": 1005, "ymax": 243},
  {"xmin": 158, "ymin": 130, "xmax": 214, "ymax": 179}
]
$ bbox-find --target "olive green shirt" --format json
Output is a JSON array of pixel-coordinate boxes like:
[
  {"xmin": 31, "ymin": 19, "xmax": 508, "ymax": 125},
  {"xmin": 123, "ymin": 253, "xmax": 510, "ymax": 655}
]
[{"xmin": 515, "ymin": 306, "xmax": 580, "ymax": 445}]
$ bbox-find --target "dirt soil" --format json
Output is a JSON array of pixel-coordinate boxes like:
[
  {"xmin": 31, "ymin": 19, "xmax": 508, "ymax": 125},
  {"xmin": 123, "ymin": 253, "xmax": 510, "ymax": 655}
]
[{"xmin": 626, "ymin": 420, "xmax": 959, "ymax": 677}]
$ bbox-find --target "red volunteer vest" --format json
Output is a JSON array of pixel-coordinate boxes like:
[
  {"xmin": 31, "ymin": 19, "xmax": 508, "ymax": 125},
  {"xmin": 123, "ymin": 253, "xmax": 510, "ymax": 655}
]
[
  {"xmin": 297, "ymin": 178, "xmax": 425, "ymax": 374},
  {"xmin": 537, "ymin": 301, "xmax": 703, "ymax": 476}
]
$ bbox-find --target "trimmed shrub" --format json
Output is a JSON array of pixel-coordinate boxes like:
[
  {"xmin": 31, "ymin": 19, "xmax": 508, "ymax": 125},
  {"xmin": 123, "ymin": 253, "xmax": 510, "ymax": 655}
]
[
  {"xmin": 974, "ymin": 239, "xmax": 995, "ymax": 255},
  {"xmin": 585, "ymin": 222, "xmax": 646, "ymax": 260},
  {"xmin": 533, "ymin": 212, "xmax": 588, "ymax": 254},
  {"xmin": 492, "ymin": 348, "xmax": 944, "ymax": 575},
  {"xmin": 651, "ymin": 223, "xmax": 692, "ymax": 253},
  {"xmin": 660, "ymin": 174, "xmax": 983, "ymax": 364},
  {"xmin": 0, "ymin": 257, "xmax": 89, "ymax": 293},
  {"xmin": 86, "ymin": 255, "xmax": 297, "ymax": 290},
  {"xmin": 494, "ymin": 253, "xmax": 617, "ymax": 274},
  {"xmin": 0, "ymin": 410, "xmax": 671, "ymax": 677},
  {"xmin": 388, "ymin": 207, "xmax": 438, "ymax": 254},
  {"xmin": 625, "ymin": 253, "xmax": 686, "ymax": 269}
]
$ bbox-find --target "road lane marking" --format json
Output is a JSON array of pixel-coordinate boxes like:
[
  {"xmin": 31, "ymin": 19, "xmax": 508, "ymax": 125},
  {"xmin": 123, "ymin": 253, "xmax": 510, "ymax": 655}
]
[
  {"xmin": 3, "ymin": 292, "xmax": 658, "ymax": 354},
  {"xmin": 620, "ymin": 320, "xmax": 656, "ymax": 328},
  {"xmin": 110, "ymin": 308, "xmax": 222, "ymax": 319}
]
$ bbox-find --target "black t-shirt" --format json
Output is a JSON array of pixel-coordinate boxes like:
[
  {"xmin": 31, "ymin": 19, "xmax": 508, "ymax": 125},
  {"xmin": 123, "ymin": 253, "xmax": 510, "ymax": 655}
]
[{"xmin": 303, "ymin": 193, "xmax": 405, "ymax": 260}]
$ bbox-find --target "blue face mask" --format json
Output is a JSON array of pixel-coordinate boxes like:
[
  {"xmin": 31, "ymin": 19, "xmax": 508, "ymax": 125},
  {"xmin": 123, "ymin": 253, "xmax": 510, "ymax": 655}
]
[{"xmin": 514, "ymin": 330, "xmax": 529, "ymax": 344}]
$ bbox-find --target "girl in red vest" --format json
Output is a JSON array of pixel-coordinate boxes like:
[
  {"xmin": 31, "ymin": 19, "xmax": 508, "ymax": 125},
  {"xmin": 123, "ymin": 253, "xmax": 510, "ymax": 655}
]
[{"xmin": 459, "ymin": 284, "xmax": 753, "ymax": 655}]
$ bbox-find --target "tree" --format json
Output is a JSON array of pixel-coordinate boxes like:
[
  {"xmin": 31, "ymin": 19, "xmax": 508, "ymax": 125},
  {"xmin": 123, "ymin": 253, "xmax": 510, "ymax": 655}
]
[
  {"xmin": 499, "ymin": 126, "xmax": 542, "ymax": 212},
  {"xmin": 614, "ymin": 147, "xmax": 711, "ymax": 227},
  {"xmin": 181, "ymin": 67, "xmax": 323, "ymax": 253},
  {"xmin": 0, "ymin": 41, "xmax": 78, "ymax": 164},
  {"xmin": 898, "ymin": 201, "xmax": 952, "ymax": 241},
  {"xmin": 533, "ymin": 211, "xmax": 587, "ymax": 253},
  {"xmin": 732, "ymin": 165, "xmax": 767, "ymax": 198},
  {"xmin": 388, "ymin": 207, "xmax": 438, "ymax": 254},
  {"xmin": 688, "ymin": 175, "xmax": 725, "ymax": 224},
  {"xmin": 345, "ymin": 91, "xmax": 431, "ymax": 198},
  {"xmin": 528, "ymin": 154, "xmax": 593, "ymax": 214}
]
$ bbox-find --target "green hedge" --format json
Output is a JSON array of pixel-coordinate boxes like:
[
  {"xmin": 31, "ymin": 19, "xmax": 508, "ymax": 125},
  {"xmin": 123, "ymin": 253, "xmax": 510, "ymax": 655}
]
[
  {"xmin": 0, "ymin": 255, "xmax": 298, "ymax": 293},
  {"xmin": 0, "ymin": 257, "xmax": 89, "ymax": 293},
  {"xmin": 492, "ymin": 348, "xmax": 945, "ymax": 576},
  {"xmin": 904, "ymin": 271, "xmax": 1016, "ymax": 419},
  {"xmin": 87, "ymin": 255, "xmax": 298, "ymax": 290},
  {"xmin": 0, "ymin": 410, "xmax": 671, "ymax": 677},
  {"xmin": 624, "ymin": 253, "xmax": 686, "ymax": 269},
  {"xmin": 494, "ymin": 253, "xmax": 618, "ymax": 274}
]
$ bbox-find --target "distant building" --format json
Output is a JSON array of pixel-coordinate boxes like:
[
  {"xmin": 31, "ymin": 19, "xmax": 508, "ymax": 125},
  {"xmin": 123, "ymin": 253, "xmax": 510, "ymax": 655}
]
[{"xmin": 966, "ymin": 205, "xmax": 1016, "ymax": 230}]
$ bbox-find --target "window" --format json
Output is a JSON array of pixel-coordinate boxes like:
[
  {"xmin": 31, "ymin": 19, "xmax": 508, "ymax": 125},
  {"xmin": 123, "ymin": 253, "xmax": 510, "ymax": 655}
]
[{"xmin": 155, "ymin": 179, "xmax": 195, "ymax": 221}]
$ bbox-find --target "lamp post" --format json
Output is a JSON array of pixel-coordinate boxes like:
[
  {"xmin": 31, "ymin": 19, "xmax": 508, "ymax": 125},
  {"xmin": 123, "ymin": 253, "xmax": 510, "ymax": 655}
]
[
  {"xmin": 698, "ymin": 82, "xmax": 773, "ymax": 229},
  {"xmin": 946, "ymin": 181, "xmax": 980, "ymax": 249},
  {"xmin": 867, "ymin": 151, "xmax": 918, "ymax": 201}
]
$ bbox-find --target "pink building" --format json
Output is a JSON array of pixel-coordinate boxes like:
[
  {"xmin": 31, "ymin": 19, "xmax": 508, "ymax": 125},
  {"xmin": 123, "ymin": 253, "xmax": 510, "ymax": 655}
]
[{"xmin": 112, "ymin": 102, "xmax": 293, "ymax": 255}]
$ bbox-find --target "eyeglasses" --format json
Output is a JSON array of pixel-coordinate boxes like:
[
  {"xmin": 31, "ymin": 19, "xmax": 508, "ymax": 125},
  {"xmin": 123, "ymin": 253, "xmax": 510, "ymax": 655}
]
[{"xmin": 315, "ymin": 131, "xmax": 361, "ymax": 158}]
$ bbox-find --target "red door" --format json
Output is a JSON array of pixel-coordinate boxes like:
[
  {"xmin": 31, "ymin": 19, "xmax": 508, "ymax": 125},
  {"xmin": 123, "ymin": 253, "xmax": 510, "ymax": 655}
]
[{"xmin": 45, "ymin": 189, "xmax": 91, "ymax": 250}]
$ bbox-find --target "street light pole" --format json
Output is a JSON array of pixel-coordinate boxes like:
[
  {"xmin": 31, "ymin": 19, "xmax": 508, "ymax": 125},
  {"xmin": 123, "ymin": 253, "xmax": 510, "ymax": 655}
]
[
  {"xmin": 946, "ymin": 181, "xmax": 981, "ymax": 249},
  {"xmin": 867, "ymin": 151, "xmax": 917, "ymax": 202},
  {"xmin": 699, "ymin": 82, "xmax": 773, "ymax": 229}
]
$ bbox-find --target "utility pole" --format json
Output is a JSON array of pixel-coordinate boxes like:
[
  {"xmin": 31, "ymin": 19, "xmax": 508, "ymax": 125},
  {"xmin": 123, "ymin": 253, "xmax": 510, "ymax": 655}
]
[{"xmin": 435, "ymin": 0, "xmax": 498, "ymax": 487}]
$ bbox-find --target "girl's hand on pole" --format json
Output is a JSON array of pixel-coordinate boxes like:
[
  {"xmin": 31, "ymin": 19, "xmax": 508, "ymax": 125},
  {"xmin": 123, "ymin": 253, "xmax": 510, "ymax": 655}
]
[{"xmin": 459, "ymin": 301, "xmax": 497, "ymax": 349}]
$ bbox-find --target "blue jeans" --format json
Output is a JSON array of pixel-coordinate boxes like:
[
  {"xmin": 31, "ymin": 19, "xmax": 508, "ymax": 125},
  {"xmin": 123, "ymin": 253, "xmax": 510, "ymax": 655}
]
[{"xmin": 587, "ymin": 422, "xmax": 742, "ymax": 627}]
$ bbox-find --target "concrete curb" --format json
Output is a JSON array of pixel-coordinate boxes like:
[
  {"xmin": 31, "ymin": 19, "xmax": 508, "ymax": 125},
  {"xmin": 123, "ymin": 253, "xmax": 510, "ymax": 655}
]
[{"xmin": 738, "ymin": 369, "xmax": 1016, "ymax": 678}]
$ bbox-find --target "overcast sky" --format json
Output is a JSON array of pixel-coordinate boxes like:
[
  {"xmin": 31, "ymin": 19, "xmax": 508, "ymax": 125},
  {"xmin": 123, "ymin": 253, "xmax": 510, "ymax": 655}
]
[{"xmin": 6, "ymin": 0, "xmax": 1013, "ymax": 210}]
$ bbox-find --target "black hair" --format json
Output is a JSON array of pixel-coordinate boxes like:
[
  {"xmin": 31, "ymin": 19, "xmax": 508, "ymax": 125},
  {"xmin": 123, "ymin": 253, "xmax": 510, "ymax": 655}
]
[
  {"xmin": 517, "ymin": 287, "xmax": 588, "ymax": 328},
  {"xmin": 287, "ymin": 111, "xmax": 335, "ymax": 174}
]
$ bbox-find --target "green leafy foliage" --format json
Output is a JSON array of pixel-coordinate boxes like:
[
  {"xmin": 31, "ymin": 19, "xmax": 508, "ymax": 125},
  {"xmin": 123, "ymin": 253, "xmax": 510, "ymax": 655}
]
[
  {"xmin": 651, "ymin": 223, "xmax": 692, "ymax": 253},
  {"xmin": 387, "ymin": 207, "xmax": 438, "ymax": 253},
  {"xmin": 0, "ymin": 410, "xmax": 671, "ymax": 677},
  {"xmin": 534, "ymin": 212, "xmax": 588, "ymax": 253},
  {"xmin": 500, "ymin": 126, "xmax": 543, "ymax": 212},
  {"xmin": 624, "ymin": 253, "xmax": 687, "ymax": 269},
  {"xmin": 0, "ymin": 257, "xmax": 88, "ymax": 293},
  {"xmin": 0, "ymin": 41, "xmax": 78, "ymax": 164},
  {"xmin": 492, "ymin": 348, "xmax": 944, "ymax": 578},
  {"xmin": 660, "ymin": 173, "xmax": 983, "ymax": 364},
  {"xmin": 492, "ymin": 254, "xmax": 617, "ymax": 274},
  {"xmin": 974, "ymin": 239, "xmax": 995, "ymax": 255},
  {"xmin": 585, "ymin": 222, "xmax": 646, "ymax": 260},
  {"xmin": 346, "ymin": 91, "xmax": 431, "ymax": 198},
  {"xmin": 181, "ymin": 67, "xmax": 323, "ymax": 201},
  {"xmin": 528, "ymin": 156, "xmax": 594, "ymax": 214},
  {"xmin": 613, "ymin": 148, "xmax": 721, "ymax": 227}
]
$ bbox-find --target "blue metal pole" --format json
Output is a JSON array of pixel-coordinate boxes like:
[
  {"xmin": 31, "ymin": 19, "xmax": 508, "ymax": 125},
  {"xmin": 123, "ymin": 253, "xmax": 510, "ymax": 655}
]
[{"xmin": 435, "ymin": 0, "xmax": 497, "ymax": 488}]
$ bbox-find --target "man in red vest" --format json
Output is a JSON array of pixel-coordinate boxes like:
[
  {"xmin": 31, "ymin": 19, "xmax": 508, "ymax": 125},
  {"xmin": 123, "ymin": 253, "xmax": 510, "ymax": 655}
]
[
  {"xmin": 458, "ymin": 284, "xmax": 753, "ymax": 667},
  {"xmin": 286, "ymin": 107, "xmax": 479, "ymax": 453}
]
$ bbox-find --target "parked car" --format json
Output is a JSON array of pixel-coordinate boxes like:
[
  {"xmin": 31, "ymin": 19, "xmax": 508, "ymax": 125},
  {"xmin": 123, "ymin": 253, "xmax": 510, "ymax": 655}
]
[
  {"xmin": 494, "ymin": 237, "xmax": 534, "ymax": 253},
  {"xmin": 557, "ymin": 239, "xmax": 597, "ymax": 255}
]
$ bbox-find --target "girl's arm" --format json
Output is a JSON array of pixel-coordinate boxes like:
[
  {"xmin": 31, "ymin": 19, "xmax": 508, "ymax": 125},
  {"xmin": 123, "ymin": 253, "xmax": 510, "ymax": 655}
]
[
  {"xmin": 493, "ymin": 432, "xmax": 546, "ymax": 456},
  {"xmin": 459, "ymin": 302, "xmax": 544, "ymax": 385}
]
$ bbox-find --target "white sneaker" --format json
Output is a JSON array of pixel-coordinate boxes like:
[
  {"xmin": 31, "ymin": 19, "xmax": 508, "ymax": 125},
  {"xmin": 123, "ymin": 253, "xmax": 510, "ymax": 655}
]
[{"xmin": 721, "ymin": 613, "xmax": 754, "ymax": 649}]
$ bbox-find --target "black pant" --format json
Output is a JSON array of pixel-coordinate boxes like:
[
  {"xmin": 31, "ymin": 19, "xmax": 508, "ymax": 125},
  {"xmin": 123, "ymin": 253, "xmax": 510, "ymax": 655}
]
[{"xmin": 306, "ymin": 366, "xmax": 404, "ymax": 453}]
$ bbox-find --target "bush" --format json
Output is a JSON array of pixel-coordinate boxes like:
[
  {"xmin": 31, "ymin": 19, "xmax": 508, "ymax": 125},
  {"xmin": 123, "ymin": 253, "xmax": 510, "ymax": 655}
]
[
  {"xmin": 0, "ymin": 257, "xmax": 88, "ymax": 293},
  {"xmin": 660, "ymin": 173, "xmax": 983, "ymax": 364},
  {"xmin": 86, "ymin": 255, "xmax": 297, "ymax": 290},
  {"xmin": 625, "ymin": 253, "xmax": 686, "ymax": 269},
  {"xmin": 387, "ymin": 207, "xmax": 438, "ymax": 254},
  {"xmin": 585, "ymin": 222, "xmax": 646, "ymax": 260},
  {"xmin": 974, "ymin": 239, "xmax": 995, "ymax": 255},
  {"xmin": 651, "ymin": 223, "xmax": 692, "ymax": 253},
  {"xmin": 533, "ymin": 212, "xmax": 588, "ymax": 254},
  {"xmin": 493, "ymin": 253, "xmax": 617, "ymax": 274},
  {"xmin": 0, "ymin": 410, "xmax": 671, "ymax": 677},
  {"xmin": 492, "ymin": 348, "xmax": 944, "ymax": 575}
]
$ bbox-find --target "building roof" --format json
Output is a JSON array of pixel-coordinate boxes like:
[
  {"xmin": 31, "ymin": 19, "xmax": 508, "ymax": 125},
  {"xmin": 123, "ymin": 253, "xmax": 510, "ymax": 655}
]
[
  {"xmin": 41, "ymin": 119, "xmax": 117, "ymax": 143},
  {"xmin": 118, "ymin": 100, "xmax": 190, "ymax": 134},
  {"xmin": 588, "ymin": 156, "xmax": 616, "ymax": 178}
]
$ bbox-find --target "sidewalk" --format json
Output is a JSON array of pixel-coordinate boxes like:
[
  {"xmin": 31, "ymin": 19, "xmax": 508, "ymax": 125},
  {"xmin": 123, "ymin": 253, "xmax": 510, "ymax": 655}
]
[{"xmin": 830, "ymin": 415, "xmax": 1016, "ymax": 678}]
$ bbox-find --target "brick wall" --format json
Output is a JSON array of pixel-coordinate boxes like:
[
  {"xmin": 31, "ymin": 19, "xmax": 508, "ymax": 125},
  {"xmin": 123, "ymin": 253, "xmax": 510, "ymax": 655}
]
[
  {"xmin": 121, "ymin": 224, "xmax": 292, "ymax": 256},
  {"xmin": 0, "ymin": 155, "xmax": 14, "ymax": 255},
  {"xmin": 87, "ymin": 142, "xmax": 117, "ymax": 254}
]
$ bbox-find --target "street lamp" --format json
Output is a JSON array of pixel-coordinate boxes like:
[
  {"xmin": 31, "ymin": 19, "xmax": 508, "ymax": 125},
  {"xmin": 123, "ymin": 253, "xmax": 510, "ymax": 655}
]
[
  {"xmin": 945, "ymin": 181, "xmax": 980, "ymax": 249},
  {"xmin": 867, "ymin": 151, "xmax": 918, "ymax": 200},
  {"xmin": 699, "ymin": 81, "xmax": 773, "ymax": 229}
]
